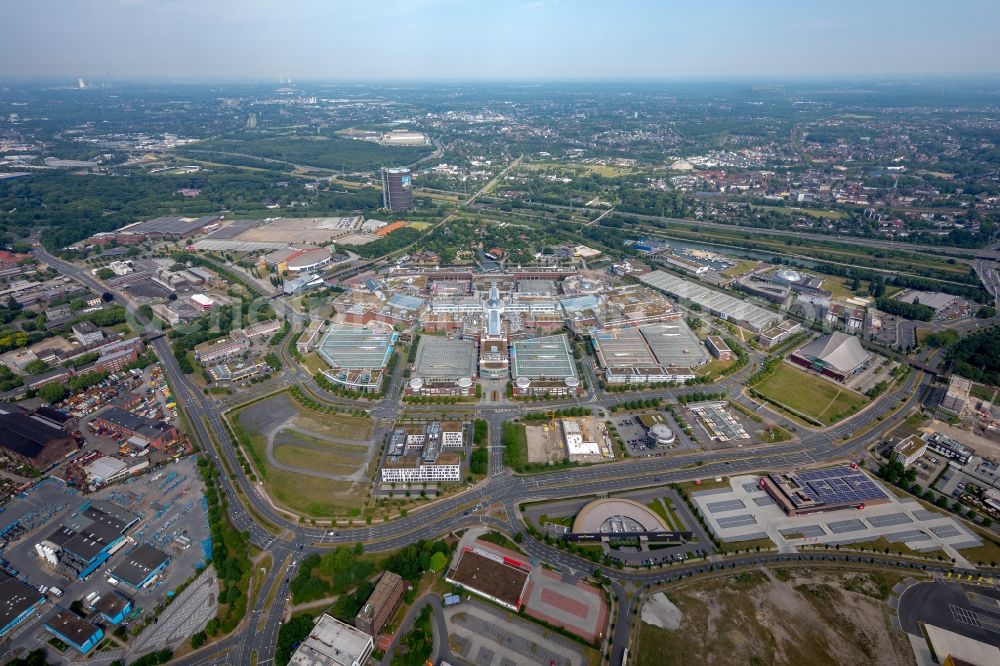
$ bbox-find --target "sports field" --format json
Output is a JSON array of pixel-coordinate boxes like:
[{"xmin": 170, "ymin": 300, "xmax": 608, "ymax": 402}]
[{"xmin": 755, "ymin": 363, "xmax": 868, "ymax": 425}]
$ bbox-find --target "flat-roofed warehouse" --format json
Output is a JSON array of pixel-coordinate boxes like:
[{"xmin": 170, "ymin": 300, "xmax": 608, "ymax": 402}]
[
  {"xmin": 640, "ymin": 270, "xmax": 780, "ymax": 333},
  {"xmin": 445, "ymin": 548, "xmax": 530, "ymax": 611},
  {"xmin": 638, "ymin": 321, "xmax": 709, "ymax": 367},
  {"xmin": 116, "ymin": 215, "xmax": 221, "ymax": 239},
  {"xmin": 108, "ymin": 544, "xmax": 170, "ymax": 589},
  {"xmin": 761, "ymin": 467, "xmax": 890, "ymax": 516},
  {"xmin": 511, "ymin": 334, "xmax": 576, "ymax": 380},
  {"xmin": 0, "ymin": 571, "xmax": 45, "ymax": 637},
  {"xmin": 594, "ymin": 327, "xmax": 659, "ymax": 368},
  {"xmin": 894, "ymin": 290, "xmax": 958, "ymax": 311}
]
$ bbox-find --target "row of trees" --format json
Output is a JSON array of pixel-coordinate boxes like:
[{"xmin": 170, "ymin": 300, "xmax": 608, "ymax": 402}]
[
  {"xmin": 875, "ymin": 297, "xmax": 935, "ymax": 322},
  {"xmin": 196, "ymin": 456, "xmax": 252, "ymax": 637}
]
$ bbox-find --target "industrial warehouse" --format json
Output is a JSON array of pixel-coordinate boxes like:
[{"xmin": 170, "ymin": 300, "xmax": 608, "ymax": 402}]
[
  {"xmin": 446, "ymin": 547, "xmax": 531, "ymax": 611},
  {"xmin": 0, "ymin": 571, "xmax": 45, "ymax": 638},
  {"xmin": 640, "ymin": 270, "xmax": 783, "ymax": 333},
  {"xmin": 35, "ymin": 500, "xmax": 140, "ymax": 580},
  {"xmin": 108, "ymin": 543, "xmax": 171, "ymax": 589},
  {"xmin": 0, "ymin": 405, "xmax": 78, "ymax": 471}
]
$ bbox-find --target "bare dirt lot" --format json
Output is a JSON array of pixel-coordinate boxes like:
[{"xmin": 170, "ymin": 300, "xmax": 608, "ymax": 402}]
[
  {"xmin": 525, "ymin": 423, "xmax": 566, "ymax": 464},
  {"xmin": 637, "ymin": 568, "xmax": 916, "ymax": 666}
]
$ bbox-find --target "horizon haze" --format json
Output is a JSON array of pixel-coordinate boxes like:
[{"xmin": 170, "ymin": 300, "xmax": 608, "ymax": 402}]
[{"xmin": 2, "ymin": 0, "xmax": 999, "ymax": 81}]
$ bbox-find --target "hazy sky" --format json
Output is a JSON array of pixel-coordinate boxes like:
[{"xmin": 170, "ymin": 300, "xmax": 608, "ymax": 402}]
[{"xmin": 2, "ymin": 0, "xmax": 998, "ymax": 80}]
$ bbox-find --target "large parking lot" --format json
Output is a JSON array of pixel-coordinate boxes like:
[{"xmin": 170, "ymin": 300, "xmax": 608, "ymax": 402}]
[
  {"xmin": 445, "ymin": 597, "xmax": 595, "ymax": 666},
  {"xmin": 611, "ymin": 412, "xmax": 696, "ymax": 456},
  {"xmin": 691, "ymin": 474, "xmax": 983, "ymax": 565}
]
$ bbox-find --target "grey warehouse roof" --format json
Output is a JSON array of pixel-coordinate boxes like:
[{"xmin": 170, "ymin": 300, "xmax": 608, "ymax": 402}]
[
  {"xmin": 641, "ymin": 270, "xmax": 780, "ymax": 332},
  {"xmin": 638, "ymin": 322, "xmax": 709, "ymax": 368}
]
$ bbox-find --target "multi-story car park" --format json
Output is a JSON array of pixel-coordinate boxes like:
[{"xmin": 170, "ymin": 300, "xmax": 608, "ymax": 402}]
[
  {"xmin": 316, "ymin": 324, "xmax": 397, "ymax": 392},
  {"xmin": 407, "ymin": 335, "xmax": 478, "ymax": 396},
  {"xmin": 510, "ymin": 334, "xmax": 582, "ymax": 396},
  {"xmin": 592, "ymin": 322, "xmax": 707, "ymax": 384}
]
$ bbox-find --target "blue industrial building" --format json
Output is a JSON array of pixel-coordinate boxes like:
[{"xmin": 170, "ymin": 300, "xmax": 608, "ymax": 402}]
[
  {"xmin": 92, "ymin": 590, "xmax": 133, "ymax": 625},
  {"xmin": 36, "ymin": 500, "xmax": 139, "ymax": 580},
  {"xmin": 44, "ymin": 608, "xmax": 104, "ymax": 654},
  {"xmin": 109, "ymin": 544, "xmax": 170, "ymax": 590},
  {"xmin": 0, "ymin": 571, "xmax": 45, "ymax": 637}
]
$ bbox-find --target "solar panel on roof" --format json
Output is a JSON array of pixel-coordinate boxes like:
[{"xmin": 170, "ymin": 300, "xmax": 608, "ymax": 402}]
[
  {"xmin": 779, "ymin": 525, "xmax": 825, "ymax": 538},
  {"xmin": 887, "ymin": 530, "xmax": 931, "ymax": 543}
]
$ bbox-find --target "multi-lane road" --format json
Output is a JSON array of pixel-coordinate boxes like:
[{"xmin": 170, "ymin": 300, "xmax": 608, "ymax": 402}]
[{"xmin": 32, "ymin": 246, "xmax": 989, "ymax": 665}]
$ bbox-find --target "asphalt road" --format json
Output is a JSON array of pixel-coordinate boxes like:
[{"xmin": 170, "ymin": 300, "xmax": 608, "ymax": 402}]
[
  {"xmin": 31, "ymin": 246, "xmax": 993, "ymax": 665},
  {"xmin": 897, "ymin": 580, "xmax": 1000, "ymax": 647}
]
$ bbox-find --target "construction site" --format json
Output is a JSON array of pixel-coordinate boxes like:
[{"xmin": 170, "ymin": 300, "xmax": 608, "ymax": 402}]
[{"xmin": 525, "ymin": 416, "xmax": 614, "ymax": 464}]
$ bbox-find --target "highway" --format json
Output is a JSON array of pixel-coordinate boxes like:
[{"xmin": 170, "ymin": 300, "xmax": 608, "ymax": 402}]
[{"xmin": 31, "ymin": 246, "xmax": 988, "ymax": 665}]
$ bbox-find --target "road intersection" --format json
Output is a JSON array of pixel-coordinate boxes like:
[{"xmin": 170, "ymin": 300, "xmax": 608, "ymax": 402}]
[{"xmin": 33, "ymin": 247, "xmax": 995, "ymax": 666}]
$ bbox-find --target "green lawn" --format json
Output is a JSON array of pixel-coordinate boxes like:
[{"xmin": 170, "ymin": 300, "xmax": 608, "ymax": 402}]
[
  {"xmin": 697, "ymin": 357, "xmax": 736, "ymax": 379},
  {"xmin": 233, "ymin": 395, "xmax": 370, "ymax": 517},
  {"xmin": 720, "ymin": 260, "xmax": 759, "ymax": 278},
  {"xmin": 755, "ymin": 364, "xmax": 869, "ymax": 425}
]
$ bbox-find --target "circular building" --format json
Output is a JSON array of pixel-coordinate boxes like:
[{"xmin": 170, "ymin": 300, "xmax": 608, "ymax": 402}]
[
  {"xmin": 408, "ymin": 377, "xmax": 424, "ymax": 391},
  {"xmin": 572, "ymin": 498, "xmax": 669, "ymax": 535},
  {"xmin": 775, "ymin": 268, "xmax": 801, "ymax": 283},
  {"xmin": 287, "ymin": 247, "xmax": 333, "ymax": 272},
  {"xmin": 647, "ymin": 424, "xmax": 676, "ymax": 447}
]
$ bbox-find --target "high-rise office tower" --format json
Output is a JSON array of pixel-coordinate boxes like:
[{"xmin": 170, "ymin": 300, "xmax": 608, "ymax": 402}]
[{"xmin": 381, "ymin": 167, "xmax": 414, "ymax": 211}]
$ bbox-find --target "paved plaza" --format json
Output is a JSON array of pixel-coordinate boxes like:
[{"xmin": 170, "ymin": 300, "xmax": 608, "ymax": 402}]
[
  {"xmin": 692, "ymin": 474, "xmax": 981, "ymax": 566},
  {"xmin": 445, "ymin": 598, "xmax": 590, "ymax": 666},
  {"xmin": 522, "ymin": 567, "xmax": 608, "ymax": 643}
]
